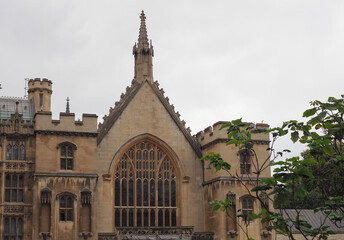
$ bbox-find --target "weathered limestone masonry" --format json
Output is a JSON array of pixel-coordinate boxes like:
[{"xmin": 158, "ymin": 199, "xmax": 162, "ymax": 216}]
[
  {"xmin": 0, "ymin": 11, "xmax": 273, "ymax": 240},
  {"xmin": 196, "ymin": 122, "xmax": 273, "ymax": 240}
]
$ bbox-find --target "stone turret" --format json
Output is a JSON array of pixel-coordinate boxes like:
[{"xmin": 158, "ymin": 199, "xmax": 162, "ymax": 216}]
[
  {"xmin": 28, "ymin": 78, "xmax": 52, "ymax": 112},
  {"xmin": 132, "ymin": 10, "xmax": 154, "ymax": 83}
]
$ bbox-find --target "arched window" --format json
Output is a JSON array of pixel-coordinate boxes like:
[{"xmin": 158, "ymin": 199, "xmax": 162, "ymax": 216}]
[
  {"xmin": 58, "ymin": 142, "xmax": 76, "ymax": 170},
  {"xmin": 6, "ymin": 140, "xmax": 25, "ymax": 161},
  {"xmin": 5, "ymin": 174, "xmax": 24, "ymax": 202},
  {"xmin": 114, "ymin": 141, "xmax": 177, "ymax": 227},
  {"xmin": 59, "ymin": 194, "xmax": 74, "ymax": 221},
  {"xmin": 239, "ymin": 149, "xmax": 252, "ymax": 175},
  {"xmin": 242, "ymin": 196, "xmax": 254, "ymax": 223},
  {"xmin": 226, "ymin": 191, "xmax": 237, "ymax": 233},
  {"xmin": 3, "ymin": 217, "xmax": 23, "ymax": 240}
]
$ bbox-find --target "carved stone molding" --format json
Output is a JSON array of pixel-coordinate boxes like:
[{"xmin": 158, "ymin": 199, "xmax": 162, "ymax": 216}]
[{"xmin": 4, "ymin": 205, "xmax": 24, "ymax": 213}]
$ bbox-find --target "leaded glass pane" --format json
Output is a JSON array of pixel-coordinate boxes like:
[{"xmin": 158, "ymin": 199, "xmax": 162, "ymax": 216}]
[
  {"xmin": 129, "ymin": 209, "xmax": 134, "ymax": 226},
  {"xmin": 67, "ymin": 159, "xmax": 73, "ymax": 170},
  {"xmin": 143, "ymin": 179, "xmax": 148, "ymax": 206},
  {"xmin": 165, "ymin": 209, "xmax": 170, "ymax": 226},
  {"xmin": 18, "ymin": 218, "xmax": 23, "ymax": 234},
  {"xmin": 68, "ymin": 146, "xmax": 73, "ymax": 157},
  {"xmin": 67, "ymin": 210, "xmax": 72, "ymax": 221},
  {"xmin": 4, "ymin": 218, "xmax": 9, "ymax": 234},
  {"xmin": 18, "ymin": 190, "xmax": 23, "ymax": 202},
  {"xmin": 122, "ymin": 209, "xmax": 127, "ymax": 227},
  {"xmin": 13, "ymin": 143, "xmax": 18, "ymax": 160},
  {"xmin": 11, "ymin": 218, "xmax": 16, "ymax": 234},
  {"xmin": 61, "ymin": 146, "xmax": 66, "ymax": 157},
  {"xmin": 158, "ymin": 180, "xmax": 163, "ymax": 206},
  {"xmin": 5, "ymin": 174, "xmax": 11, "ymax": 187},
  {"xmin": 150, "ymin": 179, "xmax": 155, "ymax": 206},
  {"xmin": 115, "ymin": 209, "xmax": 120, "ymax": 227},
  {"xmin": 144, "ymin": 209, "xmax": 149, "ymax": 226},
  {"xmin": 129, "ymin": 179, "xmax": 133, "ymax": 206},
  {"xmin": 137, "ymin": 179, "xmax": 142, "ymax": 206},
  {"xmin": 158, "ymin": 210, "xmax": 163, "ymax": 226},
  {"xmin": 172, "ymin": 210, "xmax": 176, "ymax": 226},
  {"xmin": 137, "ymin": 209, "xmax": 142, "ymax": 227},
  {"xmin": 164, "ymin": 180, "xmax": 169, "ymax": 206},
  {"xmin": 20, "ymin": 144, "xmax": 25, "ymax": 160},
  {"xmin": 12, "ymin": 175, "xmax": 17, "ymax": 187},
  {"xmin": 171, "ymin": 180, "xmax": 176, "ymax": 207},
  {"xmin": 150, "ymin": 210, "xmax": 155, "ymax": 226},
  {"xmin": 67, "ymin": 197, "xmax": 72, "ymax": 208},
  {"xmin": 115, "ymin": 179, "xmax": 120, "ymax": 206},
  {"xmin": 122, "ymin": 179, "xmax": 127, "ymax": 206},
  {"xmin": 6, "ymin": 143, "xmax": 12, "ymax": 160},
  {"xmin": 19, "ymin": 175, "xmax": 24, "ymax": 187}
]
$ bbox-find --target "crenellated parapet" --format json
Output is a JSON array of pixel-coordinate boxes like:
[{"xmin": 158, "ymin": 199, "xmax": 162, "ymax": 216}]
[
  {"xmin": 28, "ymin": 78, "xmax": 53, "ymax": 93},
  {"xmin": 35, "ymin": 112, "xmax": 98, "ymax": 136},
  {"xmin": 196, "ymin": 121, "xmax": 270, "ymax": 150}
]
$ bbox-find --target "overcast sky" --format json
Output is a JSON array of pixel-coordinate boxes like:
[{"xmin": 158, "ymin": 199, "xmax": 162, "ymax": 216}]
[{"xmin": 1, "ymin": 0, "xmax": 343, "ymax": 158}]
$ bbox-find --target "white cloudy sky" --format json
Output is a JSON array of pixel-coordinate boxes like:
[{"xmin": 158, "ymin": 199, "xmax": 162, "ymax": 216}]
[{"xmin": 1, "ymin": 0, "xmax": 344, "ymax": 158}]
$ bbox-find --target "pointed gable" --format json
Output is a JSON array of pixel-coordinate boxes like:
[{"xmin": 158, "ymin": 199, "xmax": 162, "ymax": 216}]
[{"xmin": 97, "ymin": 79, "xmax": 202, "ymax": 157}]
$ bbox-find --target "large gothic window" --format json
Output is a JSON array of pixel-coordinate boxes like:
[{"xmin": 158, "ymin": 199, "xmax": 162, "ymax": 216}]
[{"xmin": 114, "ymin": 141, "xmax": 177, "ymax": 227}]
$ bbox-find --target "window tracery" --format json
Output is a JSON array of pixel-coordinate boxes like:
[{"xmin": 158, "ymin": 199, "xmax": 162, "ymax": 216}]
[
  {"xmin": 6, "ymin": 140, "xmax": 25, "ymax": 160},
  {"xmin": 114, "ymin": 141, "xmax": 177, "ymax": 227}
]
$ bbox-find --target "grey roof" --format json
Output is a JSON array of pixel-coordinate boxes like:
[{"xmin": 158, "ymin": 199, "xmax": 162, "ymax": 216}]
[
  {"xmin": 0, "ymin": 97, "xmax": 34, "ymax": 121},
  {"xmin": 276, "ymin": 209, "xmax": 344, "ymax": 233}
]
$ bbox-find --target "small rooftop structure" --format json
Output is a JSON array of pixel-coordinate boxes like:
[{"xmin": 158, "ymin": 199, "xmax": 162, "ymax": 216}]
[{"xmin": 0, "ymin": 97, "xmax": 34, "ymax": 121}]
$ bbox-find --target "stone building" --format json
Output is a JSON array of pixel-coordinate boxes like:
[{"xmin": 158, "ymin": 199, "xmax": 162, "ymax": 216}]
[{"xmin": 0, "ymin": 11, "xmax": 272, "ymax": 240}]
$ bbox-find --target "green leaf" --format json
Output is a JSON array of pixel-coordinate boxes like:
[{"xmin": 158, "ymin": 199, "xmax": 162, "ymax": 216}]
[
  {"xmin": 303, "ymin": 107, "xmax": 317, "ymax": 117},
  {"xmin": 291, "ymin": 131, "xmax": 299, "ymax": 143}
]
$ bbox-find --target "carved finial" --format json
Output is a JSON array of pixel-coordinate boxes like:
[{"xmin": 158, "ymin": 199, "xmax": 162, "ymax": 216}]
[
  {"xmin": 15, "ymin": 101, "xmax": 19, "ymax": 114},
  {"xmin": 66, "ymin": 97, "xmax": 70, "ymax": 113},
  {"xmin": 138, "ymin": 10, "xmax": 149, "ymax": 49}
]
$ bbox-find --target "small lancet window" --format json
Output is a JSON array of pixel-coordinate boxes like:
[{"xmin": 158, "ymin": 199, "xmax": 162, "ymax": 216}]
[
  {"xmin": 59, "ymin": 143, "xmax": 76, "ymax": 170},
  {"xmin": 240, "ymin": 149, "xmax": 252, "ymax": 175},
  {"xmin": 59, "ymin": 194, "xmax": 74, "ymax": 221}
]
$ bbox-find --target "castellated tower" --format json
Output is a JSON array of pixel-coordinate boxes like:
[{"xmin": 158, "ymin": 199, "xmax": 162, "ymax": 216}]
[{"xmin": 28, "ymin": 78, "xmax": 52, "ymax": 112}]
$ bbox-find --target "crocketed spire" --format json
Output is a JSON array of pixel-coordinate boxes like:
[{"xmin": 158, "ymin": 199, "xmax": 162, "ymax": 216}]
[{"xmin": 133, "ymin": 11, "xmax": 154, "ymax": 83}]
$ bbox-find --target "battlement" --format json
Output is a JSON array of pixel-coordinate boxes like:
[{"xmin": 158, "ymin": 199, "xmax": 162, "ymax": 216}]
[
  {"xmin": 28, "ymin": 78, "xmax": 52, "ymax": 93},
  {"xmin": 196, "ymin": 121, "xmax": 270, "ymax": 147},
  {"xmin": 35, "ymin": 112, "xmax": 98, "ymax": 133}
]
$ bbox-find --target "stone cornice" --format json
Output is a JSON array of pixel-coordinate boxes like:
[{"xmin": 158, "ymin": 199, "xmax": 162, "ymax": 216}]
[
  {"xmin": 35, "ymin": 130, "xmax": 97, "ymax": 137},
  {"xmin": 202, "ymin": 176, "xmax": 267, "ymax": 186},
  {"xmin": 34, "ymin": 172, "xmax": 98, "ymax": 178},
  {"xmin": 201, "ymin": 138, "xmax": 270, "ymax": 150}
]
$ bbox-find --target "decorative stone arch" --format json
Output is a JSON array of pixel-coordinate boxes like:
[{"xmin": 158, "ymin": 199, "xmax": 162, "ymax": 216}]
[
  {"xmin": 110, "ymin": 133, "xmax": 183, "ymax": 228},
  {"xmin": 56, "ymin": 141, "xmax": 77, "ymax": 150},
  {"xmin": 108, "ymin": 133, "xmax": 184, "ymax": 176}
]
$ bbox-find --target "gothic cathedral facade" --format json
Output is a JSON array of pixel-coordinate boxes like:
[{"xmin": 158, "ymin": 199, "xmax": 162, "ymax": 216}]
[{"xmin": 0, "ymin": 11, "xmax": 271, "ymax": 240}]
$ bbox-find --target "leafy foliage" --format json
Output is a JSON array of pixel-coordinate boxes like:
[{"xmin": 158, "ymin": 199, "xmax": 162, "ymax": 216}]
[{"xmin": 201, "ymin": 96, "xmax": 344, "ymax": 240}]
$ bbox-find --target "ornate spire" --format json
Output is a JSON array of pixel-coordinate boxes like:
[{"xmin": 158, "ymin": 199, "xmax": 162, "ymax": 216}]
[
  {"xmin": 133, "ymin": 10, "xmax": 154, "ymax": 83},
  {"xmin": 66, "ymin": 97, "xmax": 70, "ymax": 113},
  {"xmin": 138, "ymin": 10, "xmax": 149, "ymax": 49}
]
